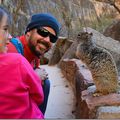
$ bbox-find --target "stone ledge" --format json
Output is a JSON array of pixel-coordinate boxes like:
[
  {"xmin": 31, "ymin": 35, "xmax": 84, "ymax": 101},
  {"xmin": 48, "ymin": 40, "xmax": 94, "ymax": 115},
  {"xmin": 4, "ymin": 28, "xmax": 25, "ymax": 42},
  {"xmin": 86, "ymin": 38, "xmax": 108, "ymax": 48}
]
[
  {"xmin": 60, "ymin": 58, "xmax": 93, "ymax": 93},
  {"xmin": 97, "ymin": 106, "xmax": 120, "ymax": 119},
  {"xmin": 80, "ymin": 89, "xmax": 120, "ymax": 118},
  {"xmin": 59, "ymin": 58, "xmax": 120, "ymax": 119}
]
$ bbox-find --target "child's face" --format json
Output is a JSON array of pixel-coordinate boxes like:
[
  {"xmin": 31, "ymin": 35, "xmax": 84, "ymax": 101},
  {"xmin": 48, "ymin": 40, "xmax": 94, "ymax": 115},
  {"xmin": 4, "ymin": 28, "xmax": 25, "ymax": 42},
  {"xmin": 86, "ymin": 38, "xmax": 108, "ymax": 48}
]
[{"xmin": 0, "ymin": 14, "xmax": 9, "ymax": 52}]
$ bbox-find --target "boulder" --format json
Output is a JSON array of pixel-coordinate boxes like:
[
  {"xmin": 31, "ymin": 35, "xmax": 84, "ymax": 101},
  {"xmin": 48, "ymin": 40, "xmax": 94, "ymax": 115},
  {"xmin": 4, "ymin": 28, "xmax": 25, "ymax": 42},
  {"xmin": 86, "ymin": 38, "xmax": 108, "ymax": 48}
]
[
  {"xmin": 79, "ymin": 88, "xmax": 120, "ymax": 119},
  {"xmin": 49, "ymin": 37, "xmax": 73, "ymax": 66},
  {"xmin": 103, "ymin": 20, "xmax": 120, "ymax": 42}
]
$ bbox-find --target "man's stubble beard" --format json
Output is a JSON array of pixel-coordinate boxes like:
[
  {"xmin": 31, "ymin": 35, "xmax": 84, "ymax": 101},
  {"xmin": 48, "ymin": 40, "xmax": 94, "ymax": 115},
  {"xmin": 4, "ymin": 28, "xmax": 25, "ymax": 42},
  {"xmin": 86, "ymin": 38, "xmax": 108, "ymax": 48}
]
[
  {"xmin": 28, "ymin": 36, "xmax": 51, "ymax": 58},
  {"xmin": 28, "ymin": 37, "xmax": 42, "ymax": 58}
]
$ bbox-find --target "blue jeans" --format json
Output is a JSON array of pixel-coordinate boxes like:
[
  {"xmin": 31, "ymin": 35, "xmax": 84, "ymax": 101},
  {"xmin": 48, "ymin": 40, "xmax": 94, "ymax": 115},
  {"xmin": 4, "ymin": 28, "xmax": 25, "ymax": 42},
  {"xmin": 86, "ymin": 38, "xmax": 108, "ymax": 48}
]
[{"xmin": 39, "ymin": 79, "xmax": 50, "ymax": 115}]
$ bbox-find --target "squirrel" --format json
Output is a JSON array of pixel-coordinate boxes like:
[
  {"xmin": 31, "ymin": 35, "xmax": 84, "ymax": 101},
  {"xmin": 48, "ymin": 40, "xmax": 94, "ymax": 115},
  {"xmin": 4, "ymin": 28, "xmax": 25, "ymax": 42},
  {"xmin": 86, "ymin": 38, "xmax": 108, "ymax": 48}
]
[{"xmin": 76, "ymin": 32, "xmax": 119, "ymax": 96}]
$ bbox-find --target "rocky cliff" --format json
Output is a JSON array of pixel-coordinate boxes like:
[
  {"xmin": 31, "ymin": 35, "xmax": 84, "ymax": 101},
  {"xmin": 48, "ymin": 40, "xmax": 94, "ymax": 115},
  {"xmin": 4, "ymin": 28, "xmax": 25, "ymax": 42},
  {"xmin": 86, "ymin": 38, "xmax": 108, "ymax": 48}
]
[{"xmin": 0, "ymin": 0, "xmax": 119, "ymax": 38}]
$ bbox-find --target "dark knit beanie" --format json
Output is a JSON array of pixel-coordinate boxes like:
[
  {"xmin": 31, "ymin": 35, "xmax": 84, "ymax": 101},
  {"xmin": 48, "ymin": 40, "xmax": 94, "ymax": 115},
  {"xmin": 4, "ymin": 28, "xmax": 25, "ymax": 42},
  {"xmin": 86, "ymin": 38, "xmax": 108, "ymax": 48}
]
[{"xmin": 25, "ymin": 13, "xmax": 60, "ymax": 37}]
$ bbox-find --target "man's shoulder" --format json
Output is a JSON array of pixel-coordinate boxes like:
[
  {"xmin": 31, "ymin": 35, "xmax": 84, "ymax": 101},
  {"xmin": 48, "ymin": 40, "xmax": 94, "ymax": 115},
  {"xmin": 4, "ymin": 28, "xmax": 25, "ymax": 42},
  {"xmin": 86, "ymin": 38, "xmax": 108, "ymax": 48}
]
[{"xmin": 7, "ymin": 40, "xmax": 18, "ymax": 53}]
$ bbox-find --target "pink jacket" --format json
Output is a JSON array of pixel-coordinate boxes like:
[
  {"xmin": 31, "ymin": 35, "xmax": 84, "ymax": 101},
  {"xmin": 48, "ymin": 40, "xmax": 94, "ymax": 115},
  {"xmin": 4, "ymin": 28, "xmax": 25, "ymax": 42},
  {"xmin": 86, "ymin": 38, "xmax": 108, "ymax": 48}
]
[{"xmin": 0, "ymin": 53, "xmax": 44, "ymax": 118}]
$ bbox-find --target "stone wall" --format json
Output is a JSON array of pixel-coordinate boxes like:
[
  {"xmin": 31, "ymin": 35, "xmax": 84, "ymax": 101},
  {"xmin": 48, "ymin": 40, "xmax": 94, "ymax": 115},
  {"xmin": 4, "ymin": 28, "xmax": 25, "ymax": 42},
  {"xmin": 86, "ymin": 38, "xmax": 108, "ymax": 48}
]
[
  {"xmin": 60, "ymin": 58, "xmax": 120, "ymax": 119},
  {"xmin": 1, "ymin": 0, "xmax": 118, "ymax": 37}
]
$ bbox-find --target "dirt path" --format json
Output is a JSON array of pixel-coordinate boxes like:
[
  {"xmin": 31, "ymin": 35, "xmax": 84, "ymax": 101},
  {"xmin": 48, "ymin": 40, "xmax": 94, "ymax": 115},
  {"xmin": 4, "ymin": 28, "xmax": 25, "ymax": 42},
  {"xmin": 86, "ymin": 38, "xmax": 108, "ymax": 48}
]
[{"xmin": 40, "ymin": 65, "xmax": 76, "ymax": 119}]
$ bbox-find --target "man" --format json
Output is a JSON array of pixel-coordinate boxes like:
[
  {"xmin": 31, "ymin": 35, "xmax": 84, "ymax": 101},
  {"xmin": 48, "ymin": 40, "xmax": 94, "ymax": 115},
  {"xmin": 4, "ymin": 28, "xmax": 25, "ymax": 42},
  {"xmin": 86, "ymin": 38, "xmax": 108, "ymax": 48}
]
[{"xmin": 7, "ymin": 13, "xmax": 60, "ymax": 115}]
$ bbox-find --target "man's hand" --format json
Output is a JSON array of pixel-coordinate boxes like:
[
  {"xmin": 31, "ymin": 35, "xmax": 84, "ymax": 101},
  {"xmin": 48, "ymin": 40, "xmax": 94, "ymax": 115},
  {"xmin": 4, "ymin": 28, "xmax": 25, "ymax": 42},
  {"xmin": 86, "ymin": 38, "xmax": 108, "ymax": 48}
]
[{"xmin": 35, "ymin": 68, "xmax": 48, "ymax": 81}]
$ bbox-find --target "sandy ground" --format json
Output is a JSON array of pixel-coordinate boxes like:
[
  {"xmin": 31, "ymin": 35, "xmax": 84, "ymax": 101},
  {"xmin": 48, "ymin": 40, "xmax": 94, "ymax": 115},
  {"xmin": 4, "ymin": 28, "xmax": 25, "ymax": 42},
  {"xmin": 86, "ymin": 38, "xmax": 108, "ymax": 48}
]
[{"xmin": 40, "ymin": 65, "xmax": 76, "ymax": 119}]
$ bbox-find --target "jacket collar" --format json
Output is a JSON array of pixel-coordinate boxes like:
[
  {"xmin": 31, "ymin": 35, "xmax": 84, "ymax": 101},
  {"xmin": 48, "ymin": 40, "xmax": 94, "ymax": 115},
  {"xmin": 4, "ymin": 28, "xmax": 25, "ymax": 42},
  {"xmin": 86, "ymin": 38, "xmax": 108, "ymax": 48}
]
[{"xmin": 18, "ymin": 35, "xmax": 38, "ymax": 63}]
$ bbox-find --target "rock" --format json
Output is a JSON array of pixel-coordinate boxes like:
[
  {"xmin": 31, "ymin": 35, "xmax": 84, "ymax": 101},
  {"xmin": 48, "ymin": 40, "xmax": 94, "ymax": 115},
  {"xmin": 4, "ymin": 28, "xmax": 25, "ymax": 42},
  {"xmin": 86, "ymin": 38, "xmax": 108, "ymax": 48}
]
[
  {"xmin": 103, "ymin": 20, "xmax": 120, "ymax": 42},
  {"xmin": 87, "ymin": 85, "xmax": 96, "ymax": 93},
  {"xmin": 97, "ymin": 106, "xmax": 120, "ymax": 119},
  {"xmin": 79, "ymin": 89, "xmax": 120, "ymax": 119},
  {"xmin": 58, "ymin": 36, "xmax": 80, "ymax": 67},
  {"xmin": 58, "ymin": 57, "xmax": 120, "ymax": 119},
  {"xmin": 49, "ymin": 37, "xmax": 73, "ymax": 66}
]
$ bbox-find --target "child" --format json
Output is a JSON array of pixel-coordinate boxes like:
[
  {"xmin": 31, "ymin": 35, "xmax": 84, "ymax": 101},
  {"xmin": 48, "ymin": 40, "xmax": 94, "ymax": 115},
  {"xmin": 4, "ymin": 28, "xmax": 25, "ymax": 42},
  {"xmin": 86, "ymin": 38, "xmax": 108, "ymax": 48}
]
[{"xmin": 0, "ymin": 6, "xmax": 44, "ymax": 119}]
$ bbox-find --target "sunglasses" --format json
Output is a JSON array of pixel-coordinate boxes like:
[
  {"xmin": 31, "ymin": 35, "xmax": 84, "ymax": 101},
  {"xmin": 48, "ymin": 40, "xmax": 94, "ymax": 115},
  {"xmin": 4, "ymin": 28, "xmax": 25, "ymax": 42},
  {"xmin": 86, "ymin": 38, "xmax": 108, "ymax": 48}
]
[{"xmin": 37, "ymin": 28, "xmax": 58, "ymax": 43}]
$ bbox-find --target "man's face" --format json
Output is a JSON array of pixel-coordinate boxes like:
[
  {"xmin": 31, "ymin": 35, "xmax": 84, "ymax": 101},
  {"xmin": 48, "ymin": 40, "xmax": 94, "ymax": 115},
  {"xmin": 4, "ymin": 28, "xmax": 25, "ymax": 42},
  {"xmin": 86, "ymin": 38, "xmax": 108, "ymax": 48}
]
[{"xmin": 26, "ymin": 27, "xmax": 56, "ymax": 58}]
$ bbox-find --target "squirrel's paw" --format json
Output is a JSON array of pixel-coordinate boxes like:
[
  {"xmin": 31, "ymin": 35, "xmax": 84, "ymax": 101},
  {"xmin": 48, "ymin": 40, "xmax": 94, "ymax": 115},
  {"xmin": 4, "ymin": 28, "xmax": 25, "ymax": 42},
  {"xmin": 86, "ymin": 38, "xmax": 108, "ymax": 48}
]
[{"xmin": 92, "ymin": 92, "xmax": 103, "ymax": 97}]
